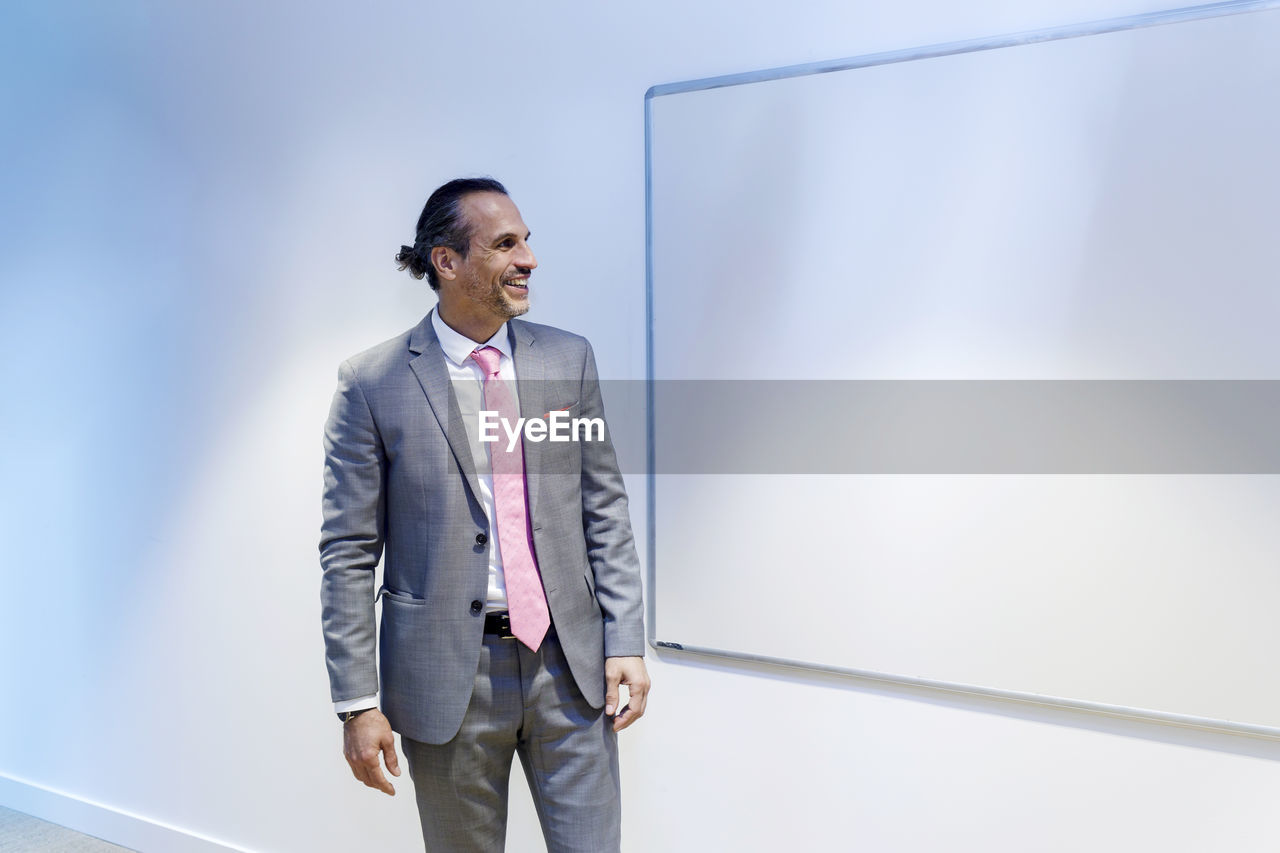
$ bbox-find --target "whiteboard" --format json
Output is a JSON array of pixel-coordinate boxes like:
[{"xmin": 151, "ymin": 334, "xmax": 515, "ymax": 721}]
[{"xmin": 645, "ymin": 1, "xmax": 1280, "ymax": 736}]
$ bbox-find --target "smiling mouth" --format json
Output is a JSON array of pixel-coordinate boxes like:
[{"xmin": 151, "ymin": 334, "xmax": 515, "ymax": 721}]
[{"xmin": 503, "ymin": 278, "xmax": 529, "ymax": 292}]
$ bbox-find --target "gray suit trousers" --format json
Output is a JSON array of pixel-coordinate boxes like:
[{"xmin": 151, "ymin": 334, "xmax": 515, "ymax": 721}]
[{"xmin": 401, "ymin": 627, "xmax": 621, "ymax": 853}]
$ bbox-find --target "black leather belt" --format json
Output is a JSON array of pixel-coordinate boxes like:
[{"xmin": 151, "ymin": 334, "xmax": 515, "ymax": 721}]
[{"xmin": 483, "ymin": 610, "xmax": 516, "ymax": 639}]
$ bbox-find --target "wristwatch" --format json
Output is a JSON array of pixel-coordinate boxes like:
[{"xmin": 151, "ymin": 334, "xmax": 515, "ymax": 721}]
[{"xmin": 337, "ymin": 707, "xmax": 376, "ymax": 723}]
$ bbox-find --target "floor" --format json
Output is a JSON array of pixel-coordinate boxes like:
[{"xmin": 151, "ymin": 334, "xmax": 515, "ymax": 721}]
[{"xmin": 0, "ymin": 805, "xmax": 135, "ymax": 852}]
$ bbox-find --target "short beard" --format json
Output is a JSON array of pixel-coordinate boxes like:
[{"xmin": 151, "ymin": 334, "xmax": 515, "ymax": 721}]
[
  {"xmin": 490, "ymin": 282, "xmax": 529, "ymax": 319},
  {"xmin": 465, "ymin": 268, "xmax": 529, "ymax": 319}
]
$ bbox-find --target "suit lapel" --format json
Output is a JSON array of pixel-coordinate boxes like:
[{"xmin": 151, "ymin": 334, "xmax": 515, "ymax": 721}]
[
  {"xmin": 511, "ymin": 320, "xmax": 546, "ymax": 525},
  {"xmin": 407, "ymin": 312, "xmax": 485, "ymax": 508}
]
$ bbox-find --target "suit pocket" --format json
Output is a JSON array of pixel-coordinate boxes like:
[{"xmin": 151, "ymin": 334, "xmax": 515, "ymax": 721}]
[
  {"xmin": 378, "ymin": 586, "xmax": 426, "ymax": 605},
  {"xmin": 545, "ymin": 401, "xmax": 580, "ymax": 417},
  {"xmin": 379, "ymin": 591, "xmax": 437, "ymax": 729}
]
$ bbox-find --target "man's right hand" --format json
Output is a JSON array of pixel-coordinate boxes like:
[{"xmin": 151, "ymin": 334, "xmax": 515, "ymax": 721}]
[{"xmin": 342, "ymin": 709, "xmax": 400, "ymax": 796}]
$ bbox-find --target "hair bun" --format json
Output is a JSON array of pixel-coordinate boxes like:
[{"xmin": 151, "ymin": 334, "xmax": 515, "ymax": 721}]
[{"xmin": 395, "ymin": 243, "xmax": 427, "ymax": 279}]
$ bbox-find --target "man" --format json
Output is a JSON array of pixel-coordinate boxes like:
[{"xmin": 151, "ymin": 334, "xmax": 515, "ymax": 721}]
[{"xmin": 320, "ymin": 177, "xmax": 649, "ymax": 852}]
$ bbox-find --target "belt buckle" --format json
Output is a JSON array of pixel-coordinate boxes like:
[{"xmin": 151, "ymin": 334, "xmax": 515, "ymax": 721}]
[{"xmin": 496, "ymin": 611, "xmax": 516, "ymax": 640}]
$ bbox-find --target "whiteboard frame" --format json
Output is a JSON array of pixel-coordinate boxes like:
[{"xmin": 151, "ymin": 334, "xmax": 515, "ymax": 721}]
[{"xmin": 642, "ymin": 0, "xmax": 1280, "ymax": 741}]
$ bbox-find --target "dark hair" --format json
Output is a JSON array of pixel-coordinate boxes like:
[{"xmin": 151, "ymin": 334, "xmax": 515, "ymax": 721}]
[{"xmin": 395, "ymin": 177, "xmax": 509, "ymax": 290}]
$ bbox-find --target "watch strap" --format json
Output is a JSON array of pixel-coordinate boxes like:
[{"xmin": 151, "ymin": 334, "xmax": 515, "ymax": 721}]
[{"xmin": 337, "ymin": 707, "xmax": 376, "ymax": 723}]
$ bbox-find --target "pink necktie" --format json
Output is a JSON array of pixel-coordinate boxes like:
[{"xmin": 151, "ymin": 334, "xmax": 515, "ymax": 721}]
[{"xmin": 470, "ymin": 345, "xmax": 550, "ymax": 651}]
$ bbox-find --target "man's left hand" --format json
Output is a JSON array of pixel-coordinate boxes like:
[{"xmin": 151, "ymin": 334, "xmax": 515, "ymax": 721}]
[{"xmin": 604, "ymin": 656, "xmax": 650, "ymax": 732}]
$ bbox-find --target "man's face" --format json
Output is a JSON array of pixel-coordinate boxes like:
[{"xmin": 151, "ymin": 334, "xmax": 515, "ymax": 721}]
[{"xmin": 445, "ymin": 192, "xmax": 538, "ymax": 323}]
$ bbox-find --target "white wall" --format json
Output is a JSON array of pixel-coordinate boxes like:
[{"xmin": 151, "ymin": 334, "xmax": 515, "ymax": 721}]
[{"xmin": 2, "ymin": 1, "xmax": 1278, "ymax": 851}]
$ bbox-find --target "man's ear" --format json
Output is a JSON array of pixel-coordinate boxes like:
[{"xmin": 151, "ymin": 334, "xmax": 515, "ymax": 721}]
[{"xmin": 431, "ymin": 246, "xmax": 458, "ymax": 282}]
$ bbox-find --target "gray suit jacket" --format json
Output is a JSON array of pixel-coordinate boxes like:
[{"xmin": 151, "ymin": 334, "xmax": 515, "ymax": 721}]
[{"xmin": 320, "ymin": 312, "xmax": 645, "ymax": 744}]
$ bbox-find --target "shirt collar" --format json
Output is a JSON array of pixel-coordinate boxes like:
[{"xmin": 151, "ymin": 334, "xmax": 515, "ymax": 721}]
[{"xmin": 430, "ymin": 307, "xmax": 513, "ymax": 368}]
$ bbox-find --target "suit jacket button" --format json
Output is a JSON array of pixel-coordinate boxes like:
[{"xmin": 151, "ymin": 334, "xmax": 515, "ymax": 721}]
[
  {"xmin": 475, "ymin": 533, "xmax": 488, "ymax": 545},
  {"xmin": 470, "ymin": 600, "xmax": 483, "ymax": 614}
]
